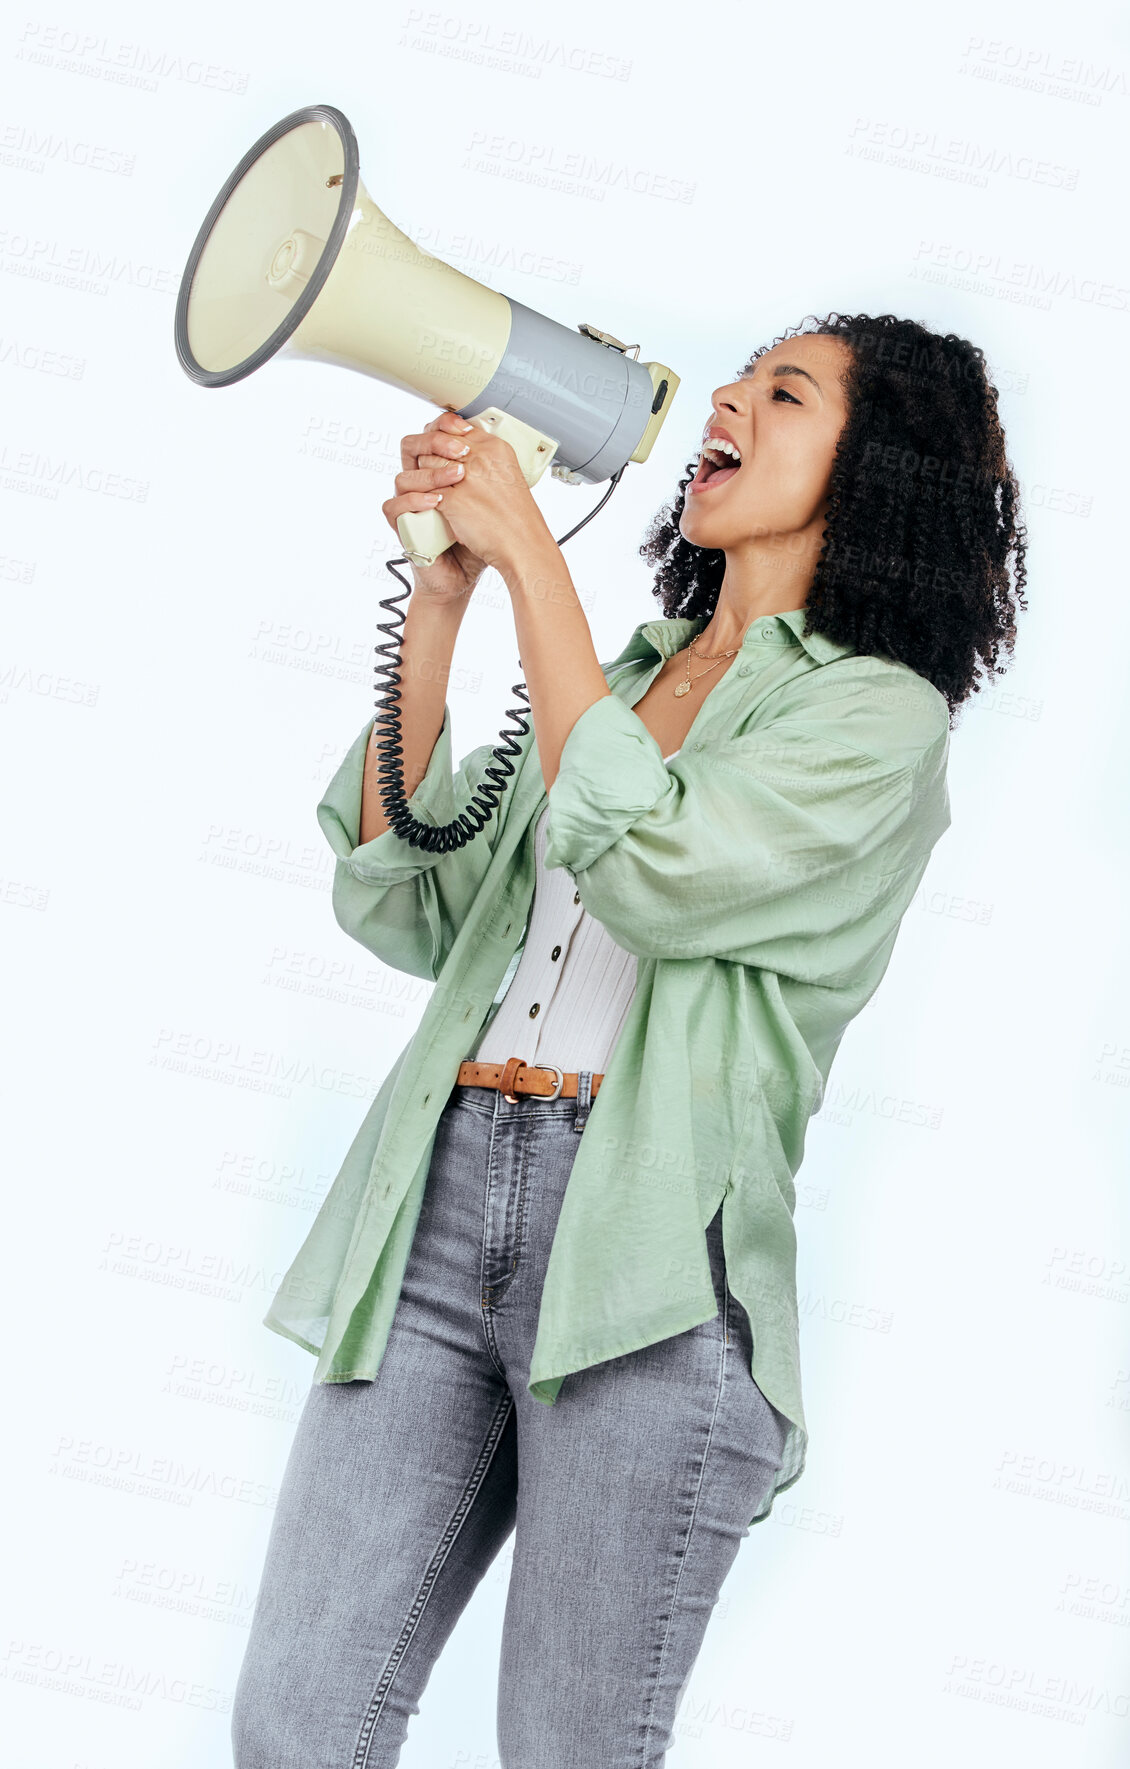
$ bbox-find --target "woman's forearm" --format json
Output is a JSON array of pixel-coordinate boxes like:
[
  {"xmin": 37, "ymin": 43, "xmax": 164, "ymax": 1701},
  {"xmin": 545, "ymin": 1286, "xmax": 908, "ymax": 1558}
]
[
  {"xmin": 359, "ymin": 590, "xmax": 472, "ymax": 845},
  {"xmin": 499, "ymin": 536, "xmax": 612, "ymax": 791}
]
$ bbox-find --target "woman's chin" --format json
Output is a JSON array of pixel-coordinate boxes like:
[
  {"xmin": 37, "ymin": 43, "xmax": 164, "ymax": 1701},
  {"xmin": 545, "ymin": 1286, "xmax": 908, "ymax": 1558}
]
[{"xmin": 679, "ymin": 507, "xmax": 732, "ymax": 550}]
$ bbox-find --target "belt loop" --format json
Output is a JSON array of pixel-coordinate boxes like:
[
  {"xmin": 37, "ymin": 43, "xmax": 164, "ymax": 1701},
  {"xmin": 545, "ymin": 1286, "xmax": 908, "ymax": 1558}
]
[{"xmin": 573, "ymin": 1069, "xmax": 593, "ymax": 1134}]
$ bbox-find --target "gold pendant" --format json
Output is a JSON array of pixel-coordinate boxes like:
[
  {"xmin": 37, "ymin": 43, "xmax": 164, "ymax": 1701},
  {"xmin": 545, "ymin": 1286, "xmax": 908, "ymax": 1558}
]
[{"xmin": 674, "ymin": 681, "xmax": 691, "ymax": 697}]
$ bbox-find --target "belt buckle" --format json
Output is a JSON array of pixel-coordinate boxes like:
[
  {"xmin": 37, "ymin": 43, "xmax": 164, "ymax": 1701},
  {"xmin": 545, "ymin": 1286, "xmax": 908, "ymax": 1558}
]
[{"xmin": 502, "ymin": 1060, "xmax": 564, "ymax": 1103}]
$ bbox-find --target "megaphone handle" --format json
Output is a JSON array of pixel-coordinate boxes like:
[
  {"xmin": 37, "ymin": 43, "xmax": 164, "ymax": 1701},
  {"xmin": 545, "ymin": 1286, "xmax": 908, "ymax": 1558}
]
[
  {"xmin": 395, "ymin": 505, "xmax": 458, "ymax": 572},
  {"xmin": 396, "ymin": 408, "xmax": 559, "ymax": 570}
]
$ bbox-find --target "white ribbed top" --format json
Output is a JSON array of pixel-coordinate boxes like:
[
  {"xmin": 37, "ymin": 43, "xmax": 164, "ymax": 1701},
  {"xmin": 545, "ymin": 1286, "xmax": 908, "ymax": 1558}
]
[{"xmin": 471, "ymin": 752, "xmax": 680, "ymax": 1074}]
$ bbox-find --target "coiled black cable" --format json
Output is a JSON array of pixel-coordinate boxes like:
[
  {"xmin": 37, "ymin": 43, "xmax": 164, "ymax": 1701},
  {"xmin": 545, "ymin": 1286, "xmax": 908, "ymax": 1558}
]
[{"xmin": 372, "ymin": 462, "xmax": 628, "ymax": 851}]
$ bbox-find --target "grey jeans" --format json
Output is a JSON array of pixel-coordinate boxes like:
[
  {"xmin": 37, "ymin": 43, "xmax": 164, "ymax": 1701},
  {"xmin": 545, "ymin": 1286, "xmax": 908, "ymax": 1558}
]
[{"xmin": 231, "ymin": 1078, "xmax": 790, "ymax": 1769}]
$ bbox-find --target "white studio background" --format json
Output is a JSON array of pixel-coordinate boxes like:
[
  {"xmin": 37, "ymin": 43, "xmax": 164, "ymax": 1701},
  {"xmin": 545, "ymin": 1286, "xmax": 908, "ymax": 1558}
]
[{"xmin": 2, "ymin": 0, "xmax": 1127, "ymax": 1765}]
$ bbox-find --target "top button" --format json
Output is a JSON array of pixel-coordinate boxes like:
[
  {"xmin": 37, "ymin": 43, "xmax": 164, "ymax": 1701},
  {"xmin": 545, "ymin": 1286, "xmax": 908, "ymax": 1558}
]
[{"xmin": 759, "ymin": 624, "xmax": 775, "ymax": 640}]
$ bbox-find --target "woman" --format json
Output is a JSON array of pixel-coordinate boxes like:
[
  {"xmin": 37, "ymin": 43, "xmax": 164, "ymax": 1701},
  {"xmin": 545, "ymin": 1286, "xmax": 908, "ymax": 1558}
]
[{"xmin": 232, "ymin": 312, "xmax": 1027, "ymax": 1767}]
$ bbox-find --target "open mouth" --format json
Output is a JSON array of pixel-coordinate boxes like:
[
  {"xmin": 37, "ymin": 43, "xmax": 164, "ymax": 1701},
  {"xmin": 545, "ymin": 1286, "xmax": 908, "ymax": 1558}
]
[{"xmin": 688, "ymin": 444, "xmax": 742, "ymax": 494}]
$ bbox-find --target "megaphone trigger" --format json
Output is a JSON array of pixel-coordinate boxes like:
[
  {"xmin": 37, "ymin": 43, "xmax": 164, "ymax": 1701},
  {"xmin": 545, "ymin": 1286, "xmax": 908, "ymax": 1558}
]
[{"xmin": 397, "ymin": 407, "xmax": 559, "ymax": 570}]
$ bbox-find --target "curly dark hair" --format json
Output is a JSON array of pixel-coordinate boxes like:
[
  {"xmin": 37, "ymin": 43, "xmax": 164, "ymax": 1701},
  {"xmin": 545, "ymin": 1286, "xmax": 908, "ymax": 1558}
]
[{"xmin": 639, "ymin": 312, "xmax": 1028, "ymax": 727}]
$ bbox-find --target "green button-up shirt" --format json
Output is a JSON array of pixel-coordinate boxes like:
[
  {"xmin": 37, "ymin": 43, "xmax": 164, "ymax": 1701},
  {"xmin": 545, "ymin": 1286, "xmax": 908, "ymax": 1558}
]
[{"xmin": 263, "ymin": 605, "xmax": 951, "ymax": 1527}]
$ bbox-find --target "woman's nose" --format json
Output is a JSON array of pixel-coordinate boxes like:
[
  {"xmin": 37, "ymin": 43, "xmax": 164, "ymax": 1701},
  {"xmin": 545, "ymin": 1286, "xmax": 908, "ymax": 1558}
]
[
  {"xmin": 710, "ymin": 393, "xmax": 748, "ymax": 438},
  {"xmin": 712, "ymin": 381, "xmax": 748, "ymax": 420}
]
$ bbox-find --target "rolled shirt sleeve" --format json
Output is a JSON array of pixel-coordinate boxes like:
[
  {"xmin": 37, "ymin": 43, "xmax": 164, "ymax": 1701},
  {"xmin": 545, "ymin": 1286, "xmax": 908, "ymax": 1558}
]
[
  {"xmin": 542, "ymin": 690, "xmax": 950, "ymax": 976},
  {"xmin": 316, "ymin": 705, "xmax": 511, "ymax": 981}
]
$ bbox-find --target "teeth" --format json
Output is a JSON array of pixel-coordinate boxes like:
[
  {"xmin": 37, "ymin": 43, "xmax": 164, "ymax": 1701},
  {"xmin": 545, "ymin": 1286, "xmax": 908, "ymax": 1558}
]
[{"xmin": 700, "ymin": 437, "xmax": 742, "ymax": 469}]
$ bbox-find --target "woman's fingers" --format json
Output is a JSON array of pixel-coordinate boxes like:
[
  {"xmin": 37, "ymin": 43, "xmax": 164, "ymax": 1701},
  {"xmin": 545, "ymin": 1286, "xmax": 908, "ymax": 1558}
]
[
  {"xmin": 411, "ymin": 432, "xmax": 472, "ymax": 469},
  {"xmin": 399, "ymin": 409, "xmax": 475, "ymax": 472},
  {"xmin": 394, "ymin": 460, "xmax": 466, "ymax": 494},
  {"xmin": 380, "ymin": 488, "xmax": 448, "ymax": 534},
  {"xmin": 386, "ymin": 411, "xmax": 478, "ymax": 543}
]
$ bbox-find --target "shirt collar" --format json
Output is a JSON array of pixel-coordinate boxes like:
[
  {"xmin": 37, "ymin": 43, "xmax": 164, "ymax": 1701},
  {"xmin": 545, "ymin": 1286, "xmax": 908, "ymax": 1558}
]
[{"xmin": 607, "ymin": 607, "xmax": 856, "ymax": 671}]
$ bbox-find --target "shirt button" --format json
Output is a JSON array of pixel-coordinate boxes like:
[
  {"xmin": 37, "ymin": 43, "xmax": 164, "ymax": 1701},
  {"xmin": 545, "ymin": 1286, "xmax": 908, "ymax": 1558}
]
[
  {"xmin": 573, "ymin": 890, "xmax": 580, "ymax": 904},
  {"xmin": 759, "ymin": 624, "xmax": 774, "ymax": 640},
  {"xmin": 528, "ymin": 1002, "xmax": 540, "ymax": 1018},
  {"xmin": 551, "ymin": 945, "xmax": 561, "ymax": 961},
  {"xmin": 738, "ymin": 663, "xmax": 752, "ymax": 676}
]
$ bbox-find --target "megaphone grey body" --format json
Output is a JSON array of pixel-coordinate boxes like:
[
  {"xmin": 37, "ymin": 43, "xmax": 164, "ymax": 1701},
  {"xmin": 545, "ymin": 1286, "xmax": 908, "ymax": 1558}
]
[{"xmin": 455, "ymin": 296, "xmax": 659, "ymax": 484}]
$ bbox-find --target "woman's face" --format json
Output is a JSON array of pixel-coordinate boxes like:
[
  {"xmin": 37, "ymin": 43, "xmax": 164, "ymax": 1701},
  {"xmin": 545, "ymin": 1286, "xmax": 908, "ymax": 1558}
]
[{"xmin": 679, "ymin": 332, "xmax": 853, "ymax": 557}]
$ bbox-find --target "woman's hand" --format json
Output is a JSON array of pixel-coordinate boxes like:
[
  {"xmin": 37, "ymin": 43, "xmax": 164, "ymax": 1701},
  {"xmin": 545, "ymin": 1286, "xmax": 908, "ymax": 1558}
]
[
  {"xmin": 403, "ymin": 416, "xmax": 556, "ymax": 582},
  {"xmin": 381, "ymin": 411, "xmax": 490, "ymax": 603}
]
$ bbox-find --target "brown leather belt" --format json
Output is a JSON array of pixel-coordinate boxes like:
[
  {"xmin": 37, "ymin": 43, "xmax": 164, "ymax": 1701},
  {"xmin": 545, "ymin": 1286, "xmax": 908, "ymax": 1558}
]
[{"xmin": 454, "ymin": 1056, "xmax": 605, "ymax": 1104}]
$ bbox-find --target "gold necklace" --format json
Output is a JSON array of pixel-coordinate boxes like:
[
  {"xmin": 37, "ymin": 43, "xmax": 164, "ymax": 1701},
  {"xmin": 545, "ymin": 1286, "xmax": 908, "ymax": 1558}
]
[{"xmin": 673, "ymin": 632, "xmax": 742, "ymax": 698}]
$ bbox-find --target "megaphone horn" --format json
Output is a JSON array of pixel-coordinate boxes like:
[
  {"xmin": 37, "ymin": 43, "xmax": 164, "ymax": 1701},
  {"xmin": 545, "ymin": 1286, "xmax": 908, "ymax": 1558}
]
[{"xmin": 174, "ymin": 103, "xmax": 680, "ymax": 568}]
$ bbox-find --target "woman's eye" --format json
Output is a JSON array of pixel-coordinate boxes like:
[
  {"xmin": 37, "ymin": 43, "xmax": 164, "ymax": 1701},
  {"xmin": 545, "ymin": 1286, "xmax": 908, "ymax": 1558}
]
[{"xmin": 772, "ymin": 386, "xmax": 801, "ymax": 404}]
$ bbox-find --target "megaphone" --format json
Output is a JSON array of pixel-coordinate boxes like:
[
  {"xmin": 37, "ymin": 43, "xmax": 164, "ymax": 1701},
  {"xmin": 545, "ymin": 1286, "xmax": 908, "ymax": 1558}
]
[
  {"xmin": 174, "ymin": 102, "xmax": 682, "ymax": 852},
  {"xmin": 174, "ymin": 102, "xmax": 680, "ymax": 571}
]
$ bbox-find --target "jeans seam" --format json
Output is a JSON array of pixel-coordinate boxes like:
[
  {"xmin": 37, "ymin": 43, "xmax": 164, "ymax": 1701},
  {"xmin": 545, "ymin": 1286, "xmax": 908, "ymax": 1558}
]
[
  {"xmin": 478, "ymin": 1105, "xmax": 509, "ymax": 1379},
  {"xmin": 637, "ymin": 1270, "xmax": 729, "ymax": 1765},
  {"xmin": 510, "ymin": 1106, "xmax": 534, "ymax": 1279},
  {"xmin": 352, "ymin": 1389, "xmax": 514, "ymax": 1768}
]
